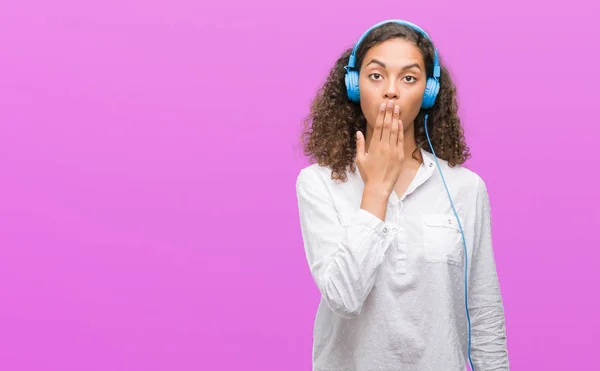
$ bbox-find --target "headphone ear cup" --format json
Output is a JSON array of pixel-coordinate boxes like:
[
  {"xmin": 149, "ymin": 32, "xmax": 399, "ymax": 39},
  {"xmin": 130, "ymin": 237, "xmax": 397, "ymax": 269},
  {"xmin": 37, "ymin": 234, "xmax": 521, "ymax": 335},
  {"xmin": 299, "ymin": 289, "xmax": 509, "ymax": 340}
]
[
  {"xmin": 345, "ymin": 70, "xmax": 360, "ymax": 102},
  {"xmin": 422, "ymin": 77, "xmax": 440, "ymax": 109}
]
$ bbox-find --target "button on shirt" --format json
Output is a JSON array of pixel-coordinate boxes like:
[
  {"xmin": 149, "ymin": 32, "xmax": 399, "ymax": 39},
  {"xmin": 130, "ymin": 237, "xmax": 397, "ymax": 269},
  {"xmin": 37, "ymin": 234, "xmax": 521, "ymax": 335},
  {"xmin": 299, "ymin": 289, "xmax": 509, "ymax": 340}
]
[{"xmin": 295, "ymin": 148, "xmax": 509, "ymax": 371}]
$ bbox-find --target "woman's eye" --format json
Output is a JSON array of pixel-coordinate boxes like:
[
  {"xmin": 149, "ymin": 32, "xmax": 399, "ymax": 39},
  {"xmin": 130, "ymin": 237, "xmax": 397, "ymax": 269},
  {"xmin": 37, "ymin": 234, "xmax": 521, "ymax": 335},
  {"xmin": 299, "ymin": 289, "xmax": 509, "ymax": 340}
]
[
  {"xmin": 404, "ymin": 76, "xmax": 416, "ymax": 83},
  {"xmin": 369, "ymin": 73, "xmax": 382, "ymax": 80}
]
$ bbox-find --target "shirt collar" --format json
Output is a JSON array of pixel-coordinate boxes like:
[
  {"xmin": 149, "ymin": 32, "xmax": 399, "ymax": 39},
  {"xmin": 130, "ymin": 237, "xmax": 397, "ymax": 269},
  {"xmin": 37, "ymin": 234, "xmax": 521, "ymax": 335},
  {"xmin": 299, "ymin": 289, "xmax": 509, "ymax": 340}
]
[
  {"xmin": 420, "ymin": 147, "xmax": 436, "ymax": 169},
  {"xmin": 350, "ymin": 147, "xmax": 438, "ymax": 191}
]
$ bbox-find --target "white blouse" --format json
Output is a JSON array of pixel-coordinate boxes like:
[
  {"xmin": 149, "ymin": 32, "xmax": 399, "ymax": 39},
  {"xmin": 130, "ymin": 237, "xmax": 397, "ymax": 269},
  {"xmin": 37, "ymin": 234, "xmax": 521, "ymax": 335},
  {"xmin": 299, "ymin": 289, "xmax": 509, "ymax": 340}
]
[{"xmin": 295, "ymin": 148, "xmax": 509, "ymax": 371}]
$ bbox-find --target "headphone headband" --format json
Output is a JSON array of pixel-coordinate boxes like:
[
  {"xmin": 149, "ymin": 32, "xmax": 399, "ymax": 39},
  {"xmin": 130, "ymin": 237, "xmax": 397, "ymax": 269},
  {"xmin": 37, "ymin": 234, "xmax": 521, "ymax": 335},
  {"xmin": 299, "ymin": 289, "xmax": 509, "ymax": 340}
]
[{"xmin": 345, "ymin": 19, "xmax": 440, "ymax": 79}]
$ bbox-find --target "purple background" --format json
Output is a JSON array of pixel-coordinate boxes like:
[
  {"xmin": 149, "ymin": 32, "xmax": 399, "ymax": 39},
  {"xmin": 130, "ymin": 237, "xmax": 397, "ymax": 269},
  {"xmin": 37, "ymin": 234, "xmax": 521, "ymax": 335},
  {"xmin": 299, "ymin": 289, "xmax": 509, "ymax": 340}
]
[{"xmin": 1, "ymin": 0, "xmax": 599, "ymax": 370}]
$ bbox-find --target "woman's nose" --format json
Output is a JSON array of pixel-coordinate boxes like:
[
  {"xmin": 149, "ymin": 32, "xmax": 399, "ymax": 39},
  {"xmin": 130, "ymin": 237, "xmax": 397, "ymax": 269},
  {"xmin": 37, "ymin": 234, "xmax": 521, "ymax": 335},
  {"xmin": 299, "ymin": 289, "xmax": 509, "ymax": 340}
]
[{"xmin": 384, "ymin": 84, "xmax": 399, "ymax": 99}]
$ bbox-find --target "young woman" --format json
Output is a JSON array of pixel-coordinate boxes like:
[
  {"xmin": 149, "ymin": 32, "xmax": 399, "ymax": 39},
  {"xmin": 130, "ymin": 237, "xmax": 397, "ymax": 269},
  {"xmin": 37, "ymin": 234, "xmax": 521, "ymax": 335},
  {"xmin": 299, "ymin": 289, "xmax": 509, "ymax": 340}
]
[{"xmin": 296, "ymin": 20, "xmax": 509, "ymax": 371}]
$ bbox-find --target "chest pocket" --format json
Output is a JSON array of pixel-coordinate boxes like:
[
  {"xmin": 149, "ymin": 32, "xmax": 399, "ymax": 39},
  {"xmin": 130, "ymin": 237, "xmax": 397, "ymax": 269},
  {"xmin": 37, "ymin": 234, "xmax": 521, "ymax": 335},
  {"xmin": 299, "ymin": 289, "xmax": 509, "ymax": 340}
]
[{"xmin": 422, "ymin": 214, "xmax": 464, "ymax": 267}]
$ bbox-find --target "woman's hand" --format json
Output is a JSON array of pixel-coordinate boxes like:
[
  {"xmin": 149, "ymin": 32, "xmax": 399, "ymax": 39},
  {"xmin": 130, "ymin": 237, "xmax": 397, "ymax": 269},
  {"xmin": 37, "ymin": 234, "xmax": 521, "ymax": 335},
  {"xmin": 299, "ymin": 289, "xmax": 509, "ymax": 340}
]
[{"xmin": 356, "ymin": 101, "xmax": 405, "ymax": 197}]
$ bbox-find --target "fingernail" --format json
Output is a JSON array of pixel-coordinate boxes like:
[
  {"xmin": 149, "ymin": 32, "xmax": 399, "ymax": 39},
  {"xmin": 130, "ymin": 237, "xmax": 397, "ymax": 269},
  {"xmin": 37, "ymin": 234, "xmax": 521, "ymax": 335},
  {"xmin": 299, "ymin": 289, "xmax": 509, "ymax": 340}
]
[
  {"xmin": 394, "ymin": 105, "xmax": 399, "ymax": 113},
  {"xmin": 380, "ymin": 103, "xmax": 386, "ymax": 110}
]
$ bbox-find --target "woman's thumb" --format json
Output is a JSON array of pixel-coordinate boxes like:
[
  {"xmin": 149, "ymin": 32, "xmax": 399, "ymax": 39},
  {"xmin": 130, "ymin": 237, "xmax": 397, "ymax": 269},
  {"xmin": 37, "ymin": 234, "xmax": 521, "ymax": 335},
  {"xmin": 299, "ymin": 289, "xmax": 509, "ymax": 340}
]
[{"xmin": 356, "ymin": 131, "xmax": 365, "ymax": 159}]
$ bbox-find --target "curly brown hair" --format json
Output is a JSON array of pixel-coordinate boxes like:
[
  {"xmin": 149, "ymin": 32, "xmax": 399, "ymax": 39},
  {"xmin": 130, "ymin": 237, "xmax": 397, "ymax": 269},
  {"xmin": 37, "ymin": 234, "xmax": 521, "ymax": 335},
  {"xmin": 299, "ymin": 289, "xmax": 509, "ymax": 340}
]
[{"xmin": 300, "ymin": 22, "xmax": 471, "ymax": 182}]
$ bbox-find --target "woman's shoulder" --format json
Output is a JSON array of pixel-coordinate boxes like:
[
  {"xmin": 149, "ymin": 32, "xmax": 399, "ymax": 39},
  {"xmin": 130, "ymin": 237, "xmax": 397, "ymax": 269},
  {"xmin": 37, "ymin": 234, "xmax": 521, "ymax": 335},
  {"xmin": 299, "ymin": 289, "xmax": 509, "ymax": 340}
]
[
  {"xmin": 297, "ymin": 162, "xmax": 330, "ymax": 180},
  {"xmin": 430, "ymin": 155, "xmax": 488, "ymax": 195},
  {"xmin": 296, "ymin": 162, "xmax": 358, "ymax": 193},
  {"xmin": 296, "ymin": 163, "xmax": 334, "ymax": 189}
]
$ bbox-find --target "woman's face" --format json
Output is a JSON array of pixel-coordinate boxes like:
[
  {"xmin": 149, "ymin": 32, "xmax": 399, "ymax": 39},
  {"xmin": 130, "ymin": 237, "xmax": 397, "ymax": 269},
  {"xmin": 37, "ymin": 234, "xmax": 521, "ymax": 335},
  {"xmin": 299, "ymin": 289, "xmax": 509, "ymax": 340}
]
[{"xmin": 358, "ymin": 38, "xmax": 427, "ymax": 135}]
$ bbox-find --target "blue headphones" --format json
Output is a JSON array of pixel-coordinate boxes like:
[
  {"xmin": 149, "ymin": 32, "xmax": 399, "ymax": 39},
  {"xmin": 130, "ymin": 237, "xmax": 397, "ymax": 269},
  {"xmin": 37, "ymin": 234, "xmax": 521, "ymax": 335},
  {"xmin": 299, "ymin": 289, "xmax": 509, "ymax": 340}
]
[{"xmin": 344, "ymin": 19, "xmax": 441, "ymax": 109}]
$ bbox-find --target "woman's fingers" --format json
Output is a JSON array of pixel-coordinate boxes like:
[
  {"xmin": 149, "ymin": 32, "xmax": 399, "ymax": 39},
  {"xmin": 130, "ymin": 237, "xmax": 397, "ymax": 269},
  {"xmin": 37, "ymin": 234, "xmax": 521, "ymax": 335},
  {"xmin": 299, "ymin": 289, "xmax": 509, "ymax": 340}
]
[
  {"xmin": 373, "ymin": 102, "xmax": 386, "ymax": 143},
  {"xmin": 380, "ymin": 101, "xmax": 394, "ymax": 146},
  {"xmin": 390, "ymin": 105, "xmax": 399, "ymax": 146},
  {"xmin": 356, "ymin": 131, "xmax": 365, "ymax": 162}
]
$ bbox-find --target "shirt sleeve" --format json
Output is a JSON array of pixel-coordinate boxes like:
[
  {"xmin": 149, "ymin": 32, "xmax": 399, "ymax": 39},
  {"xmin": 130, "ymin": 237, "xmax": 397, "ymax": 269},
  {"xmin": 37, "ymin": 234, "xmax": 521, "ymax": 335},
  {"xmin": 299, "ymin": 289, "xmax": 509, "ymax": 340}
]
[
  {"xmin": 468, "ymin": 176, "xmax": 510, "ymax": 370},
  {"xmin": 296, "ymin": 167, "xmax": 397, "ymax": 318}
]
